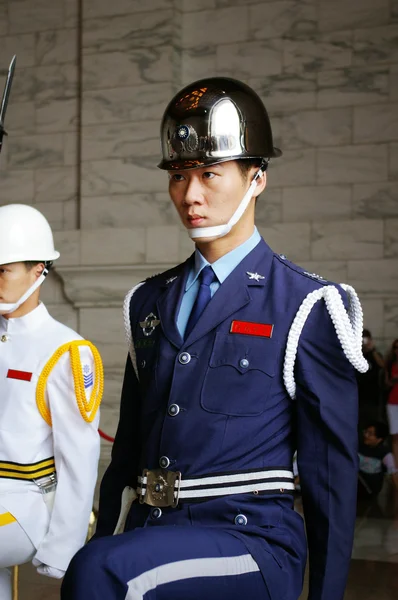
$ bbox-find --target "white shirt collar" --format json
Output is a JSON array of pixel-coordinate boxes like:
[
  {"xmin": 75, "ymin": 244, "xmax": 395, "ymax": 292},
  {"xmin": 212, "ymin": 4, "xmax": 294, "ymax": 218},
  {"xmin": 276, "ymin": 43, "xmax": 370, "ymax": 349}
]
[
  {"xmin": 0, "ymin": 302, "xmax": 49, "ymax": 334},
  {"xmin": 186, "ymin": 227, "xmax": 261, "ymax": 291}
]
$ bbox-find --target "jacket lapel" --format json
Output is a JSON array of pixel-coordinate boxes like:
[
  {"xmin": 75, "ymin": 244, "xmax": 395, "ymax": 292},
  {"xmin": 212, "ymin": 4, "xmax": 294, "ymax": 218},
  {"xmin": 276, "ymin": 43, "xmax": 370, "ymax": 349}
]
[
  {"xmin": 184, "ymin": 239, "xmax": 274, "ymax": 347},
  {"xmin": 156, "ymin": 256, "xmax": 193, "ymax": 348}
]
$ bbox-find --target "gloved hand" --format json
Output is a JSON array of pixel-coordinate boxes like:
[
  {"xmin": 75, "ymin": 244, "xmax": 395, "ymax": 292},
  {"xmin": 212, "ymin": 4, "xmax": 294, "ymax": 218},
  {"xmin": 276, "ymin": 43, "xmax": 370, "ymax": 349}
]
[{"xmin": 32, "ymin": 558, "xmax": 65, "ymax": 579}]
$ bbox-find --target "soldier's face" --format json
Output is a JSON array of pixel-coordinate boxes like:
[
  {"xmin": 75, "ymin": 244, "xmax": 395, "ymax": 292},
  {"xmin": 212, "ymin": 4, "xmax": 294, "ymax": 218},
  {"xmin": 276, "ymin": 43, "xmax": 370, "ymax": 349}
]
[
  {"xmin": 0, "ymin": 262, "xmax": 40, "ymax": 305},
  {"xmin": 168, "ymin": 160, "xmax": 264, "ymax": 237}
]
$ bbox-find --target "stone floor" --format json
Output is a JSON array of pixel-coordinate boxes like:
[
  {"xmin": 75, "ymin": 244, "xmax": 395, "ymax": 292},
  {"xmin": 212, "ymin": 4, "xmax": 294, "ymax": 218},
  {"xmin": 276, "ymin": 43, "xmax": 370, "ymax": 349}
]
[{"xmin": 14, "ymin": 482, "xmax": 398, "ymax": 600}]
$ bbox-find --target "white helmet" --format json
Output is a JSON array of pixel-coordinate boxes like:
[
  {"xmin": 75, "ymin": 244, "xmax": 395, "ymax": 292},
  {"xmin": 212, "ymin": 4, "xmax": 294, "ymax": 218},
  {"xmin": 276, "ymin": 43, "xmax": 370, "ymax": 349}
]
[
  {"xmin": 0, "ymin": 204, "xmax": 60, "ymax": 266},
  {"xmin": 0, "ymin": 204, "xmax": 60, "ymax": 315}
]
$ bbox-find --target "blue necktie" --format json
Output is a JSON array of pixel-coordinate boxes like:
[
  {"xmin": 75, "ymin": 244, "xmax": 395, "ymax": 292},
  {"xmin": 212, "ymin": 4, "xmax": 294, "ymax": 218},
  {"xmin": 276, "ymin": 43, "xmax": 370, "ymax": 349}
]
[{"xmin": 185, "ymin": 265, "xmax": 216, "ymax": 338}]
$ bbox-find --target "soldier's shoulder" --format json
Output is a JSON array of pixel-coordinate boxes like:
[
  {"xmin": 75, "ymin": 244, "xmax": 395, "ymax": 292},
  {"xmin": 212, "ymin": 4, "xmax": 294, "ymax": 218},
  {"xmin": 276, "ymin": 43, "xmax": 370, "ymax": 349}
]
[
  {"xmin": 46, "ymin": 313, "xmax": 84, "ymax": 343},
  {"xmin": 126, "ymin": 261, "xmax": 187, "ymax": 308},
  {"xmin": 273, "ymin": 252, "xmax": 336, "ymax": 288},
  {"xmin": 143, "ymin": 263, "xmax": 184, "ymax": 287}
]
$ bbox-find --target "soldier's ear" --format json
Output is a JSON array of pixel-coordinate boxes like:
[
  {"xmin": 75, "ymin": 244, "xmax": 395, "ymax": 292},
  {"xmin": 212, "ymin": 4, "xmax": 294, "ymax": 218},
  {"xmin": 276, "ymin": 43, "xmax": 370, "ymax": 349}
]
[
  {"xmin": 253, "ymin": 171, "xmax": 266, "ymax": 198},
  {"xmin": 34, "ymin": 263, "xmax": 46, "ymax": 280}
]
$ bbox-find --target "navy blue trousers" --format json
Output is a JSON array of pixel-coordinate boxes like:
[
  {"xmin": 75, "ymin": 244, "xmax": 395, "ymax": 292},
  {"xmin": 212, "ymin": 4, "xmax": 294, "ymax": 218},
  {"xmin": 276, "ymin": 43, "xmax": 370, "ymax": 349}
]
[{"xmin": 61, "ymin": 526, "xmax": 269, "ymax": 600}]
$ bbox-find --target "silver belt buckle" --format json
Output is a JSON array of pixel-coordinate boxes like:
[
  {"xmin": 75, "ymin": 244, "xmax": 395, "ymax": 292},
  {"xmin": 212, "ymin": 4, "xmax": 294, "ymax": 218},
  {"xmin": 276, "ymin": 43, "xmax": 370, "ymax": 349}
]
[
  {"xmin": 140, "ymin": 468, "xmax": 181, "ymax": 508},
  {"xmin": 33, "ymin": 472, "xmax": 57, "ymax": 494}
]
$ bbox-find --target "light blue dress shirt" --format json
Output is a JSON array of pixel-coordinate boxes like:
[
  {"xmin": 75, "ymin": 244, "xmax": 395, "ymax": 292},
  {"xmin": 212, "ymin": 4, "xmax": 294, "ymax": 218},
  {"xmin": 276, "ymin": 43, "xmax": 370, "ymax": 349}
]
[{"xmin": 177, "ymin": 227, "xmax": 261, "ymax": 337}]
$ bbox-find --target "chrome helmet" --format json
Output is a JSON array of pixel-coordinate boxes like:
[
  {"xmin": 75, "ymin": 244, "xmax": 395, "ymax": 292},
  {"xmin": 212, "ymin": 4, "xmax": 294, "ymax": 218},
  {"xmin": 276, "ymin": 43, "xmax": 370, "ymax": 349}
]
[{"xmin": 158, "ymin": 77, "xmax": 281, "ymax": 171}]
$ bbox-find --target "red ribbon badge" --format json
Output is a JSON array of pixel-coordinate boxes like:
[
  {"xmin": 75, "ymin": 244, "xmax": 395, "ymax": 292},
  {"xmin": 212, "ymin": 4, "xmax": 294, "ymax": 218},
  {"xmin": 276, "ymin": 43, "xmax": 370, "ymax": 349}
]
[
  {"xmin": 230, "ymin": 321, "xmax": 273, "ymax": 338},
  {"xmin": 7, "ymin": 369, "xmax": 33, "ymax": 382}
]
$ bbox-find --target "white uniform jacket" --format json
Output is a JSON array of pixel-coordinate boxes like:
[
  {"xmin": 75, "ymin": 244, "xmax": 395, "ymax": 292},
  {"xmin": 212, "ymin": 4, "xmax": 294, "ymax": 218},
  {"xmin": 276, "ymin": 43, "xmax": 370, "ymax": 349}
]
[{"xmin": 0, "ymin": 303, "xmax": 101, "ymax": 571}]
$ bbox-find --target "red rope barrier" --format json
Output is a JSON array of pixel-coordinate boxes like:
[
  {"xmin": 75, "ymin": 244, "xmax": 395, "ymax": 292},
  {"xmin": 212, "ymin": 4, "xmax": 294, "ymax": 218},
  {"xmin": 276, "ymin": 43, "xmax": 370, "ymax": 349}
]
[{"xmin": 98, "ymin": 428, "xmax": 114, "ymax": 443}]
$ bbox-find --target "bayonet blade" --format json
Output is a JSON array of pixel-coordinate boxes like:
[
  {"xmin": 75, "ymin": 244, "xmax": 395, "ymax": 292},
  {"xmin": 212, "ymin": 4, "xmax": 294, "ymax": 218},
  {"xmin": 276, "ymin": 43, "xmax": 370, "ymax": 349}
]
[{"xmin": 0, "ymin": 55, "xmax": 17, "ymax": 153}]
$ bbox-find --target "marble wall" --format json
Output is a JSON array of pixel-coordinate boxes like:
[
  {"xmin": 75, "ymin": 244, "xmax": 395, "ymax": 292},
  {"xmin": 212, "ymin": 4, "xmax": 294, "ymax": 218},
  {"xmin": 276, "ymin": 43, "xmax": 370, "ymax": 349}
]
[{"xmin": 0, "ymin": 0, "xmax": 397, "ymax": 460}]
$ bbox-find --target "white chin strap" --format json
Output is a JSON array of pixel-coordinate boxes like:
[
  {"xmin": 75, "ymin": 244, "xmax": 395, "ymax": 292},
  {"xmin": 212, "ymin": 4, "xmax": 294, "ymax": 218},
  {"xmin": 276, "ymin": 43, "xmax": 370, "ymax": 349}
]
[
  {"xmin": 0, "ymin": 269, "xmax": 48, "ymax": 315},
  {"xmin": 188, "ymin": 163, "xmax": 267, "ymax": 240}
]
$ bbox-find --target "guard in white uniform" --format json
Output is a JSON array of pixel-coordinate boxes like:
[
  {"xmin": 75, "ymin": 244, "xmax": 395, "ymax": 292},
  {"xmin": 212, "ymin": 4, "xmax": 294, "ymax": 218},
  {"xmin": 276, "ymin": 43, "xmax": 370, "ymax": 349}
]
[{"xmin": 0, "ymin": 204, "xmax": 103, "ymax": 599}]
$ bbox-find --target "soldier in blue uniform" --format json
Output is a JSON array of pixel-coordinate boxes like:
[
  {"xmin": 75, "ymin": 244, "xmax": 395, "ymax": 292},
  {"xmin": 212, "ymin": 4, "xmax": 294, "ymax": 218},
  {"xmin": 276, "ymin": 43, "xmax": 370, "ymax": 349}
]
[{"xmin": 62, "ymin": 78, "xmax": 368, "ymax": 600}]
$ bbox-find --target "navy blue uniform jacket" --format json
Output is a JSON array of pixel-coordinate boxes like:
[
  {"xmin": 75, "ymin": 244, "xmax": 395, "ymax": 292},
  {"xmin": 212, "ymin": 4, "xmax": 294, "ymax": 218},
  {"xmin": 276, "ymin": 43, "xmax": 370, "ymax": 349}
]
[{"xmin": 97, "ymin": 238, "xmax": 358, "ymax": 600}]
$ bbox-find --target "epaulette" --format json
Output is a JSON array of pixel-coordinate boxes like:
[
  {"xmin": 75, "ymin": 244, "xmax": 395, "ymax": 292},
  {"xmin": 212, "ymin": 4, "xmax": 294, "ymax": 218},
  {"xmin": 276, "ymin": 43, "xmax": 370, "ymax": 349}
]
[
  {"xmin": 144, "ymin": 272, "xmax": 160, "ymax": 282},
  {"xmin": 274, "ymin": 253, "xmax": 331, "ymax": 286},
  {"xmin": 36, "ymin": 341, "xmax": 104, "ymax": 426}
]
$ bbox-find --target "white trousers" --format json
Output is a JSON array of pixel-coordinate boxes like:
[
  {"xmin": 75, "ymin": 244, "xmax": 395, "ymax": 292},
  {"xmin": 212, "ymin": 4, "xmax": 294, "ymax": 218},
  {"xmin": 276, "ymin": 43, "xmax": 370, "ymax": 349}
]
[{"xmin": 0, "ymin": 504, "xmax": 36, "ymax": 600}]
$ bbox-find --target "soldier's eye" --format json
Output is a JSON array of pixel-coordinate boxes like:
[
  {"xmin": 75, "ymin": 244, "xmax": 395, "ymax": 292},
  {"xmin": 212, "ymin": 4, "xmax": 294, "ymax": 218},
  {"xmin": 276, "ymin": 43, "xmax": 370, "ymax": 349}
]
[
  {"xmin": 203, "ymin": 172, "xmax": 215, "ymax": 179},
  {"xmin": 170, "ymin": 173, "xmax": 185, "ymax": 182}
]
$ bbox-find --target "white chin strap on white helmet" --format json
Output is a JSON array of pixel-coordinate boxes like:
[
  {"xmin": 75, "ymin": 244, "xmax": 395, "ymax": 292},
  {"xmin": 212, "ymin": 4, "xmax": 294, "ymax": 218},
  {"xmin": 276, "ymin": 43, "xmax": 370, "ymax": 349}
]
[
  {"xmin": 0, "ymin": 268, "xmax": 49, "ymax": 316},
  {"xmin": 188, "ymin": 160, "xmax": 268, "ymax": 240}
]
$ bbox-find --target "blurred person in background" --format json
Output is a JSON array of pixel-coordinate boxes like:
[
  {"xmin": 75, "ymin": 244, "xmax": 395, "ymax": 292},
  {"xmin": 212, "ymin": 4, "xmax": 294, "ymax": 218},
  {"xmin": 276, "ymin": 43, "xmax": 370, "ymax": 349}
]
[
  {"xmin": 357, "ymin": 329, "xmax": 384, "ymax": 426},
  {"xmin": 358, "ymin": 421, "xmax": 397, "ymax": 511},
  {"xmin": 385, "ymin": 339, "xmax": 398, "ymax": 474}
]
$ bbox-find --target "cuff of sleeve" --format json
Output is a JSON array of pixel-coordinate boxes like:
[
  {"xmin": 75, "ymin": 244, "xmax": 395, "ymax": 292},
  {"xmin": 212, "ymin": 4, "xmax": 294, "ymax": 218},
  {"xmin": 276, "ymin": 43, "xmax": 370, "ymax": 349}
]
[{"xmin": 34, "ymin": 542, "xmax": 77, "ymax": 572}]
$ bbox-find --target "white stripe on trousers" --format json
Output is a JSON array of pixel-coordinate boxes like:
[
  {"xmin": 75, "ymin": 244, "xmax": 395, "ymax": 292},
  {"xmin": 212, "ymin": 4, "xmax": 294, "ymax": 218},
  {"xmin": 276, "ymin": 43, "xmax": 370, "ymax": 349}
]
[{"xmin": 125, "ymin": 554, "xmax": 260, "ymax": 600}]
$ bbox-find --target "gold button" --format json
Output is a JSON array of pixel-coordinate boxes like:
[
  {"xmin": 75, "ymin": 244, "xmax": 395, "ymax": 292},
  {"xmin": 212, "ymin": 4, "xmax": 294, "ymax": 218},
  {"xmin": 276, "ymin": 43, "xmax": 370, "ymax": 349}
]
[{"xmin": 1, "ymin": 334, "xmax": 9, "ymax": 343}]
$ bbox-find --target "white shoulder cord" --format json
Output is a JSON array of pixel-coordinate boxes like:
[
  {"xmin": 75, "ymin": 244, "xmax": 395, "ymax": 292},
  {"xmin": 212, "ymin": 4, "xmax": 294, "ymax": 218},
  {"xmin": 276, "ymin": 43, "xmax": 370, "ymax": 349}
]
[
  {"xmin": 283, "ymin": 284, "xmax": 369, "ymax": 400},
  {"xmin": 123, "ymin": 282, "xmax": 146, "ymax": 380}
]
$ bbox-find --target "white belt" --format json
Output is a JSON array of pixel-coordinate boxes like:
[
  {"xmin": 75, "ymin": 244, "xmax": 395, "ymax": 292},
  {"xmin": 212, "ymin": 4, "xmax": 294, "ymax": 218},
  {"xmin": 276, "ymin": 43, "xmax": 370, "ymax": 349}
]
[{"xmin": 137, "ymin": 468, "xmax": 295, "ymax": 507}]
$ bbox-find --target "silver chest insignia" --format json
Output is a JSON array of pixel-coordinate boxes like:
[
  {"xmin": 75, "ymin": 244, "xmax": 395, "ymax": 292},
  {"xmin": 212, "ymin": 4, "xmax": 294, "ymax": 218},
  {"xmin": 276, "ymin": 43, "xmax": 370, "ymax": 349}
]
[
  {"xmin": 246, "ymin": 271, "xmax": 265, "ymax": 282},
  {"xmin": 139, "ymin": 313, "xmax": 160, "ymax": 337}
]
